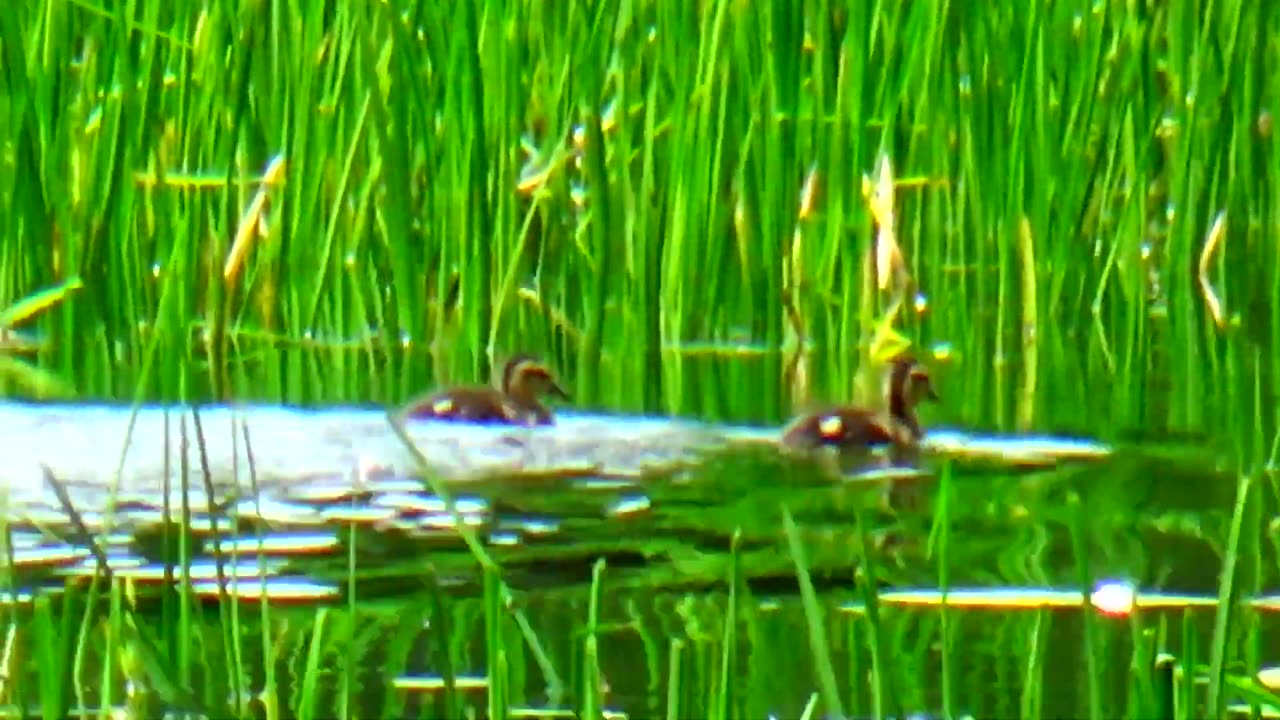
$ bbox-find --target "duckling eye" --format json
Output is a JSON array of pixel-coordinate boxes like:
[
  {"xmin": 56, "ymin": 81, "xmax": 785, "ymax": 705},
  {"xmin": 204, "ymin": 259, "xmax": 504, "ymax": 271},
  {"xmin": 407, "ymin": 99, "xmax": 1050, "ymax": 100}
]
[
  {"xmin": 817, "ymin": 415, "xmax": 844, "ymax": 438},
  {"xmin": 907, "ymin": 372, "xmax": 933, "ymax": 396}
]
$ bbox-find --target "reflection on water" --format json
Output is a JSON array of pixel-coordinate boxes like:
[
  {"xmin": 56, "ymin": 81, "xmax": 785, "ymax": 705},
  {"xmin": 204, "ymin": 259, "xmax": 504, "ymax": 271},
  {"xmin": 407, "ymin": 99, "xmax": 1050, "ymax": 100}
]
[
  {"xmin": 3, "ymin": 412, "xmax": 1123, "ymax": 599},
  {"xmin": 2, "ymin": 410, "xmax": 1270, "ymax": 717}
]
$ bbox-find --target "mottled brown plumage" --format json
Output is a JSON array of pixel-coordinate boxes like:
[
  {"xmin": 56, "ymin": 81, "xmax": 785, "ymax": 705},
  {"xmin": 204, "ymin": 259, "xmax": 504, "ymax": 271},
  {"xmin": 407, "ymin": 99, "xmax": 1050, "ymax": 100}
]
[
  {"xmin": 781, "ymin": 354, "xmax": 938, "ymax": 454},
  {"xmin": 402, "ymin": 354, "xmax": 570, "ymax": 426}
]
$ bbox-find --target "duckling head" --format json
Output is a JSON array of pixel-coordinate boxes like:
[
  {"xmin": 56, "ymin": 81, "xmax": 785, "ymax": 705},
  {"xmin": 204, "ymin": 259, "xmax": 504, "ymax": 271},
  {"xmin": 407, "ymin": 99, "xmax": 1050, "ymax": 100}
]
[
  {"xmin": 885, "ymin": 355, "xmax": 938, "ymax": 404},
  {"xmin": 902, "ymin": 359, "xmax": 939, "ymax": 406},
  {"xmin": 884, "ymin": 354, "xmax": 938, "ymax": 439},
  {"xmin": 502, "ymin": 354, "xmax": 571, "ymax": 404}
]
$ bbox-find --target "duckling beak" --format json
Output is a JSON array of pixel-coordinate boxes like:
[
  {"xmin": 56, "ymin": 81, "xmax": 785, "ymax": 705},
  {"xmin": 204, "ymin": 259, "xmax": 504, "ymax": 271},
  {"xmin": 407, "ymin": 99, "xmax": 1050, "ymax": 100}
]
[
  {"xmin": 548, "ymin": 380, "xmax": 571, "ymax": 400},
  {"xmin": 926, "ymin": 384, "xmax": 939, "ymax": 401}
]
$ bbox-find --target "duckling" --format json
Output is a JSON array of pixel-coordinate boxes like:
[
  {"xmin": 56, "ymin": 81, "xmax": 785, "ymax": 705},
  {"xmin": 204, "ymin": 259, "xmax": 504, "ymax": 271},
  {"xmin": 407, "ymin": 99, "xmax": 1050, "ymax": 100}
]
[
  {"xmin": 780, "ymin": 354, "xmax": 938, "ymax": 458},
  {"xmin": 401, "ymin": 354, "xmax": 570, "ymax": 426}
]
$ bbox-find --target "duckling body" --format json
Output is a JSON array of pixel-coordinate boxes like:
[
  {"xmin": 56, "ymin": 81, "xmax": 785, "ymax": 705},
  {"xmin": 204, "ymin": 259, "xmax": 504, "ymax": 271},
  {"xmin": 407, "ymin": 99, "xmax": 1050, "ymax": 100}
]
[
  {"xmin": 781, "ymin": 406, "xmax": 915, "ymax": 451},
  {"xmin": 402, "ymin": 354, "xmax": 570, "ymax": 427},
  {"xmin": 781, "ymin": 355, "xmax": 938, "ymax": 457}
]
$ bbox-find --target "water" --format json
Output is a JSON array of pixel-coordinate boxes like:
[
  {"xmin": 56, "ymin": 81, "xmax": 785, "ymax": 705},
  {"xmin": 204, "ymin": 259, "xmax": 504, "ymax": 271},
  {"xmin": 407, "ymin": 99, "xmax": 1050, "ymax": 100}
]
[{"xmin": 1, "ymin": 402, "xmax": 1269, "ymax": 718}]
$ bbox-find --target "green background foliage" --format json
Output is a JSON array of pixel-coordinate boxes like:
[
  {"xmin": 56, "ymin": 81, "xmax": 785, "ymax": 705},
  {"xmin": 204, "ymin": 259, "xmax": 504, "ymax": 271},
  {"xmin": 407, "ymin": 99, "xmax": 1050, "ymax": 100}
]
[{"xmin": 2, "ymin": 0, "xmax": 1279, "ymax": 717}]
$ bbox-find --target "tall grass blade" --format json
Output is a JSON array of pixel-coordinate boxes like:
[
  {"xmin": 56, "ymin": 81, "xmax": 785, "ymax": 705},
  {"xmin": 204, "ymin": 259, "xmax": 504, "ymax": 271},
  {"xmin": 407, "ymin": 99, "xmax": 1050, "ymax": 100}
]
[
  {"xmin": 782, "ymin": 506, "xmax": 844, "ymax": 719},
  {"xmin": 1206, "ymin": 473, "xmax": 1252, "ymax": 714}
]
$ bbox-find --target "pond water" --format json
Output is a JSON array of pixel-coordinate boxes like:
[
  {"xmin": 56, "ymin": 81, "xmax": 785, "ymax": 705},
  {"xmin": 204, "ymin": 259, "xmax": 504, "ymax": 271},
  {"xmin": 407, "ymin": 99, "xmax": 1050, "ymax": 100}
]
[{"xmin": 4, "ymin": 404, "xmax": 1271, "ymax": 718}]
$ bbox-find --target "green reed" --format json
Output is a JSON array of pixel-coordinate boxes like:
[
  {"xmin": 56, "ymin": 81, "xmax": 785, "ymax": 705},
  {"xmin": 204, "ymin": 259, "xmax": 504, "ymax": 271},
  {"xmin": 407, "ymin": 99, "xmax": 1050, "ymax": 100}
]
[
  {"xmin": 783, "ymin": 507, "xmax": 843, "ymax": 718},
  {"xmin": 1206, "ymin": 473, "xmax": 1250, "ymax": 715},
  {"xmin": 1068, "ymin": 490, "xmax": 1102, "ymax": 719},
  {"xmin": 3, "ymin": 0, "xmax": 1280, "ymax": 717},
  {"xmin": 0, "ymin": 0, "xmax": 1274, "ymax": 440}
]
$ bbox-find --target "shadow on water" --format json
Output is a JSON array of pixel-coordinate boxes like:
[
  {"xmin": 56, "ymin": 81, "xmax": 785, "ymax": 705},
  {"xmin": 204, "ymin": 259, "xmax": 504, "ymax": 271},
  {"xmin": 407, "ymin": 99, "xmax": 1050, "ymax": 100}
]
[{"xmin": 8, "ymin": 408, "xmax": 1277, "ymax": 717}]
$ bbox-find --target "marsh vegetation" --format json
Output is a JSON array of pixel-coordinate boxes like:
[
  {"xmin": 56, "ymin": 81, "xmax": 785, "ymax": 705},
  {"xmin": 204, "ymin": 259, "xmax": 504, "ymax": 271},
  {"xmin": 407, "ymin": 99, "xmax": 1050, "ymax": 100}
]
[{"xmin": 2, "ymin": 0, "xmax": 1279, "ymax": 717}]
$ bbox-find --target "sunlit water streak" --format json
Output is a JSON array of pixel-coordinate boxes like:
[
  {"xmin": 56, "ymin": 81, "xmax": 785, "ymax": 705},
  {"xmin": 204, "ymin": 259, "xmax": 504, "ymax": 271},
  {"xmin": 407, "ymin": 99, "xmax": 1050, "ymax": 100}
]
[{"xmin": 3, "ymin": 405, "xmax": 1224, "ymax": 614}]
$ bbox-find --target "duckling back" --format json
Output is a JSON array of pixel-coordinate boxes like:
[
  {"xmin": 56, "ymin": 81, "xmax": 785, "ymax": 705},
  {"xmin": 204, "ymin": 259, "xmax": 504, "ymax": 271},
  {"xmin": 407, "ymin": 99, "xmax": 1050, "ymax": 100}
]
[
  {"xmin": 403, "ymin": 387, "xmax": 513, "ymax": 424},
  {"xmin": 781, "ymin": 407, "xmax": 913, "ymax": 451}
]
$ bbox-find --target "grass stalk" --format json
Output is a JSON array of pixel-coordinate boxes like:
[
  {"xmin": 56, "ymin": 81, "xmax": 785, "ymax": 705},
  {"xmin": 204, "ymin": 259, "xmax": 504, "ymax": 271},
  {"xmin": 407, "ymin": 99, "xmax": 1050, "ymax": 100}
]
[
  {"xmin": 782, "ymin": 506, "xmax": 844, "ymax": 719},
  {"xmin": 0, "ymin": 0, "xmax": 1275, "ymax": 717},
  {"xmin": 1205, "ymin": 473, "xmax": 1252, "ymax": 715}
]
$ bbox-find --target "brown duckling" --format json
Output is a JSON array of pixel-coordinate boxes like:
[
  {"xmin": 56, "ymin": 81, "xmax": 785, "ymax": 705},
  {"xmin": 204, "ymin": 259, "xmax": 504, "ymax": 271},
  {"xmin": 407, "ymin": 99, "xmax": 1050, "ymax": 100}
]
[
  {"xmin": 781, "ymin": 354, "xmax": 938, "ymax": 456},
  {"xmin": 402, "ymin": 354, "xmax": 570, "ymax": 426}
]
